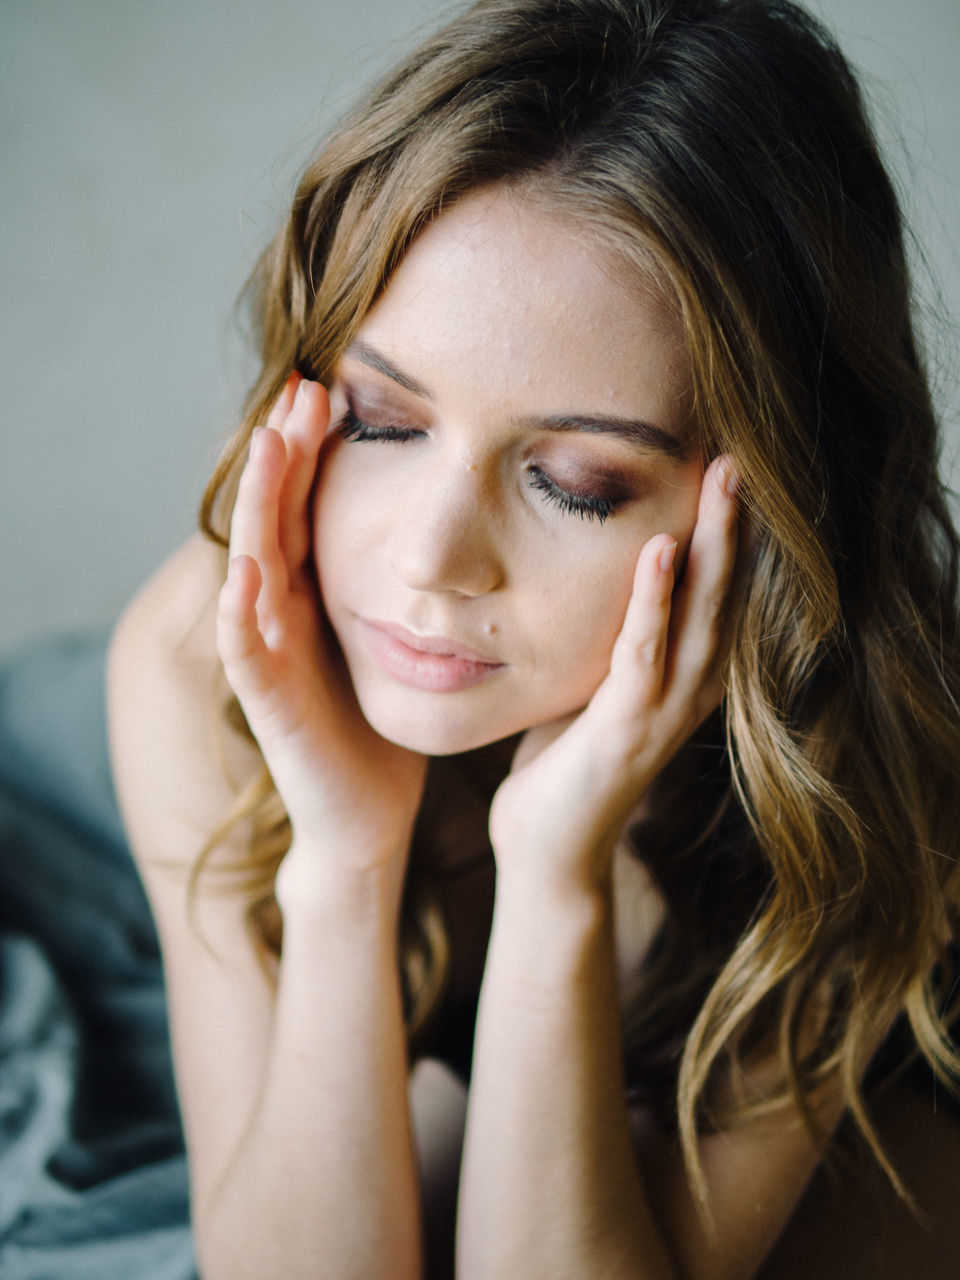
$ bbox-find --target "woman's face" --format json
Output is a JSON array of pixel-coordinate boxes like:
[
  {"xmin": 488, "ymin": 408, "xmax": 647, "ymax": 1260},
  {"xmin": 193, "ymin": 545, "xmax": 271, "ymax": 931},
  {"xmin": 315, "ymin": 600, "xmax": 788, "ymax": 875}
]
[{"xmin": 314, "ymin": 187, "xmax": 704, "ymax": 755}]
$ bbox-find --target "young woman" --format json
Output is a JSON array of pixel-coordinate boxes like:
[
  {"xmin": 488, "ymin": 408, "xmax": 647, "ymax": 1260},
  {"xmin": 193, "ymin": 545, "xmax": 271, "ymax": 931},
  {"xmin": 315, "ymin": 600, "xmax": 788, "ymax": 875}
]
[{"xmin": 107, "ymin": 0, "xmax": 960, "ymax": 1276}]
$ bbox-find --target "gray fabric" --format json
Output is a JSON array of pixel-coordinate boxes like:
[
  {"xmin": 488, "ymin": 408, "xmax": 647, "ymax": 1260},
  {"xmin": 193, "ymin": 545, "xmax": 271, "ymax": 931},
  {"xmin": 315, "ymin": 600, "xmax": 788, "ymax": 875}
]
[{"xmin": 0, "ymin": 635, "xmax": 195, "ymax": 1278}]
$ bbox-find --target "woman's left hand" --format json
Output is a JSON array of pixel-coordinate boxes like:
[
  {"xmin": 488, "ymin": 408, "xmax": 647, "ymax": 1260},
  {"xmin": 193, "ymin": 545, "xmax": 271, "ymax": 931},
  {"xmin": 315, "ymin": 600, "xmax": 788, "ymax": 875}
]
[{"xmin": 488, "ymin": 454, "xmax": 740, "ymax": 893}]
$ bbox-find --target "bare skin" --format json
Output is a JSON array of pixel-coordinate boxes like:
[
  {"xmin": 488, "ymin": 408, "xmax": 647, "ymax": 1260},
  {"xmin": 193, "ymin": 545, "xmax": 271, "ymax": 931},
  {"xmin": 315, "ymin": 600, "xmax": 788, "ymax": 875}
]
[
  {"xmin": 109, "ymin": 531, "xmax": 960, "ymax": 1280},
  {"xmin": 108, "ymin": 189, "xmax": 960, "ymax": 1279}
]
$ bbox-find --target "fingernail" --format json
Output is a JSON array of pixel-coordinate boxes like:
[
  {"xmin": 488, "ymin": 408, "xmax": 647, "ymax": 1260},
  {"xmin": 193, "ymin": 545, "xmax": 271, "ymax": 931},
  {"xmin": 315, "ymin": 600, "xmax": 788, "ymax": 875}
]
[
  {"xmin": 250, "ymin": 425, "xmax": 268, "ymax": 459},
  {"xmin": 723, "ymin": 461, "xmax": 740, "ymax": 498},
  {"xmin": 295, "ymin": 377, "xmax": 311, "ymax": 403},
  {"xmin": 659, "ymin": 540, "xmax": 678, "ymax": 573}
]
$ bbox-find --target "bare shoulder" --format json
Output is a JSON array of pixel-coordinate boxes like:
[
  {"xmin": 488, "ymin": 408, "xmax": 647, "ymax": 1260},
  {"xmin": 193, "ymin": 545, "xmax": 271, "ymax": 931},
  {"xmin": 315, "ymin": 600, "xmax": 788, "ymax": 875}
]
[
  {"xmin": 108, "ymin": 531, "xmax": 225, "ymax": 727},
  {"xmin": 107, "ymin": 534, "xmax": 259, "ymax": 881},
  {"xmin": 108, "ymin": 538, "xmax": 279, "ymax": 1214}
]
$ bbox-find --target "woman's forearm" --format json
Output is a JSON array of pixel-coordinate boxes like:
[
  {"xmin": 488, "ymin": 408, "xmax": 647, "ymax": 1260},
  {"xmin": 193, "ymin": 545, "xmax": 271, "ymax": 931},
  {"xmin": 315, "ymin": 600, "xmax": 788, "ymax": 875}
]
[
  {"xmin": 194, "ymin": 855, "xmax": 422, "ymax": 1280},
  {"xmin": 456, "ymin": 873, "xmax": 675, "ymax": 1280}
]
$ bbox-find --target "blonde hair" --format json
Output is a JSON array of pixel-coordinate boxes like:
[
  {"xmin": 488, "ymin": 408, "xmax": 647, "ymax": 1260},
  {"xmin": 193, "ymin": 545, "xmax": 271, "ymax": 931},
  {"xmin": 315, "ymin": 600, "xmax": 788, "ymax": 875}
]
[{"xmin": 196, "ymin": 0, "xmax": 960, "ymax": 1206}]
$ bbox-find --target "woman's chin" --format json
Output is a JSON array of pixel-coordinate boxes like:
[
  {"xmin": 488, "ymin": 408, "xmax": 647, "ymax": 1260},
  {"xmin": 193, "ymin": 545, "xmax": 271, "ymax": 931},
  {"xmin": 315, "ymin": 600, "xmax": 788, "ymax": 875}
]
[{"xmin": 357, "ymin": 697, "xmax": 520, "ymax": 758}]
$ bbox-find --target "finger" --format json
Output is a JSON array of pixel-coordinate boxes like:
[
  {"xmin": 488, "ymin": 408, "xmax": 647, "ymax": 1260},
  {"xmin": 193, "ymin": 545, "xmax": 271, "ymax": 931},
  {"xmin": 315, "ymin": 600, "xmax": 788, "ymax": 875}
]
[
  {"xmin": 276, "ymin": 379, "xmax": 329, "ymax": 571},
  {"xmin": 216, "ymin": 554, "xmax": 275, "ymax": 704},
  {"xmin": 228, "ymin": 426, "xmax": 289, "ymax": 614},
  {"xmin": 605, "ymin": 531, "xmax": 680, "ymax": 707},
  {"xmin": 263, "ymin": 370, "xmax": 301, "ymax": 431},
  {"xmin": 668, "ymin": 453, "xmax": 739, "ymax": 704}
]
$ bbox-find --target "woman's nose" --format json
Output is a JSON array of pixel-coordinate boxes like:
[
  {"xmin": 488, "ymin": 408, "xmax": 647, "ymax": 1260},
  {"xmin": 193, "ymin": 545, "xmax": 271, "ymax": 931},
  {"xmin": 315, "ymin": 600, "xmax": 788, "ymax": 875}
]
[{"xmin": 388, "ymin": 460, "xmax": 505, "ymax": 597}]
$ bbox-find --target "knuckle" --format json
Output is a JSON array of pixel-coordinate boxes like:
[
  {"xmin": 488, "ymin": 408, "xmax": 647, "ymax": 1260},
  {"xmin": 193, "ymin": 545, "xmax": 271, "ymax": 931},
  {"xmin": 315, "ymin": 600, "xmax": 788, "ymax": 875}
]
[
  {"xmin": 215, "ymin": 610, "xmax": 247, "ymax": 655},
  {"xmin": 635, "ymin": 634, "xmax": 666, "ymax": 667},
  {"xmin": 216, "ymin": 584, "xmax": 241, "ymax": 624}
]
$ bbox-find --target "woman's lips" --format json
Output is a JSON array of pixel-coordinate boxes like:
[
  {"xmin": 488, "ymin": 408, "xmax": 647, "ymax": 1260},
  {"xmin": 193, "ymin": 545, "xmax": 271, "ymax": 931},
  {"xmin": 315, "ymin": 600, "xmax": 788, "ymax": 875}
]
[{"xmin": 360, "ymin": 619, "xmax": 505, "ymax": 692}]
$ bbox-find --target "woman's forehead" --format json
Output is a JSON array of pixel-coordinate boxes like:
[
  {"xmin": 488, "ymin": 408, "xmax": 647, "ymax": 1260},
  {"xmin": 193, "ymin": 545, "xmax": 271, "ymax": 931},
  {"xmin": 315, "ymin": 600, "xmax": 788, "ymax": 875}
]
[{"xmin": 353, "ymin": 187, "xmax": 691, "ymax": 430}]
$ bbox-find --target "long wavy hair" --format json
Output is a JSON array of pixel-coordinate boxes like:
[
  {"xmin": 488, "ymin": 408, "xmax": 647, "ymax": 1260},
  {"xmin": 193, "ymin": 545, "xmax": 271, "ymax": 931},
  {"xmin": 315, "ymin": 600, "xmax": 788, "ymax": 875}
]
[{"xmin": 196, "ymin": 0, "xmax": 960, "ymax": 1207}]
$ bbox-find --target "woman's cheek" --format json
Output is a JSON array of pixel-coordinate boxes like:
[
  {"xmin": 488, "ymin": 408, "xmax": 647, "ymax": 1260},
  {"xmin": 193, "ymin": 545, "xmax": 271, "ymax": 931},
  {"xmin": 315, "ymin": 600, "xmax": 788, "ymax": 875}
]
[
  {"xmin": 536, "ymin": 488, "xmax": 698, "ymax": 705},
  {"xmin": 312, "ymin": 446, "xmax": 368, "ymax": 589},
  {"xmin": 531, "ymin": 547, "xmax": 641, "ymax": 705},
  {"xmin": 314, "ymin": 442, "xmax": 384, "ymax": 547}
]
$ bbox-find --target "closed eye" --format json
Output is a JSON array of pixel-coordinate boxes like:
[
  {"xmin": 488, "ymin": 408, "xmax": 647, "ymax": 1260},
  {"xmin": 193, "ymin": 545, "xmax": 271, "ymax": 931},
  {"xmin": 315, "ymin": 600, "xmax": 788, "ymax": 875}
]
[
  {"xmin": 337, "ymin": 406, "xmax": 625, "ymax": 525},
  {"xmin": 336, "ymin": 408, "xmax": 424, "ymax": 444},
  {"xmin": 526, "ymin": 467, "xmax": 620, "ymax": 524}
]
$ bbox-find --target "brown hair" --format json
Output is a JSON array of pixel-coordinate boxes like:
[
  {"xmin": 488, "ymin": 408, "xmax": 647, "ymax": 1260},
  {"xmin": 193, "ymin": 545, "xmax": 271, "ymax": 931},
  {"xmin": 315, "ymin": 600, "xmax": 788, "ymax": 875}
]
[{"xmin": 197, "ymin": 0, "xmax": 960, "ymax": 1206}]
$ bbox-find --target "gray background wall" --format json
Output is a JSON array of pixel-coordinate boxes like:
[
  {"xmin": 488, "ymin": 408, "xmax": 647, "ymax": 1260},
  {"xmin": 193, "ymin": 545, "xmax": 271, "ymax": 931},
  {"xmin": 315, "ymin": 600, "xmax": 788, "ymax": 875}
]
[{"xmin": 2, "ymin": 0, "xmax": 958, "ymax": 660}]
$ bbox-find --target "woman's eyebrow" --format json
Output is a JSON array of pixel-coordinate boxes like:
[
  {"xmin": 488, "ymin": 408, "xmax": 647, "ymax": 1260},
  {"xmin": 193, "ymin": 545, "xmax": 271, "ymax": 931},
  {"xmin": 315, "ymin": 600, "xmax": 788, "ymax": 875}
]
[
  {"xmin": 344, "ymin": 340, "xmax": 688, "ymax": 460},
  {"xmin": 346, "ymin": 341, "xmax": 430, "ymax": 397},
  {"xmin": 511, "ymin": 413, "xmax": 688, "ymax": 459}
]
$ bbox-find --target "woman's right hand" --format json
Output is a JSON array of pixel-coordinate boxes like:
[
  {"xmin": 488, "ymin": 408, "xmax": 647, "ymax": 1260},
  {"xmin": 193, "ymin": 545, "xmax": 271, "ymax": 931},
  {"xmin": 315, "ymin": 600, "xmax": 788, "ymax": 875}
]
[{"xmin": 216, "ymin": 375, "xmax": 427, "ymax": 904}]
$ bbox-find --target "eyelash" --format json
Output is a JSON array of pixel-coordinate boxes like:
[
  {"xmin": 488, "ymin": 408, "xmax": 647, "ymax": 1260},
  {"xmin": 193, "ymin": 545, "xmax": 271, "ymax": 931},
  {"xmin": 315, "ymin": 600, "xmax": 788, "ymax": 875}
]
[
  {"xmin": 525, "ymin": 467, "xmax": 617, "ymax": 524},
  {"xmin": 336, "ymin": 409, "xmax": 621, "ymax": 525},
  {"xmin": 337, "ymin": 413, "xmax": 416, "ymax": 445}
]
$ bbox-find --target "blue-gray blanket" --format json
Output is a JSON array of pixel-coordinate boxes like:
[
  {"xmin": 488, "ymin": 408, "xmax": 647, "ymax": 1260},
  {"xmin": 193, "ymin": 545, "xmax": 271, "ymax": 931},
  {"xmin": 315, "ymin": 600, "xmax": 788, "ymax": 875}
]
[{"xmin": 0, "ymin": 636, "xmax": 196, "ymax": 1278}]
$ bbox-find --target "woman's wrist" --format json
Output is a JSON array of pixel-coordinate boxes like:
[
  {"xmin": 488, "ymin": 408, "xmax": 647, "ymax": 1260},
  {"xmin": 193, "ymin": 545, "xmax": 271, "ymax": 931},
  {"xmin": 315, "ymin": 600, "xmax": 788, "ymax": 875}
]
[
  {"xmin": 491, "ymin": 835, "xmax": 617, "ymax": 907},
  {"xmin": 275, "ymin": 838, "xmax": 408, "ymax": 928},
  {"xmin": 486, "ymin": 867, "xmax": 615, "ymax": 994}
]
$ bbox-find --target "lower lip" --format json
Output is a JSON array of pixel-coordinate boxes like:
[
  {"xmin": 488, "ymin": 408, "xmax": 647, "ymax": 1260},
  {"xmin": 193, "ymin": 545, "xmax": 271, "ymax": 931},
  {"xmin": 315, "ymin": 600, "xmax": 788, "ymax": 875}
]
[{"xmin": 360, "ymin": 622, "xmax": 505, "ymax": 693}]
